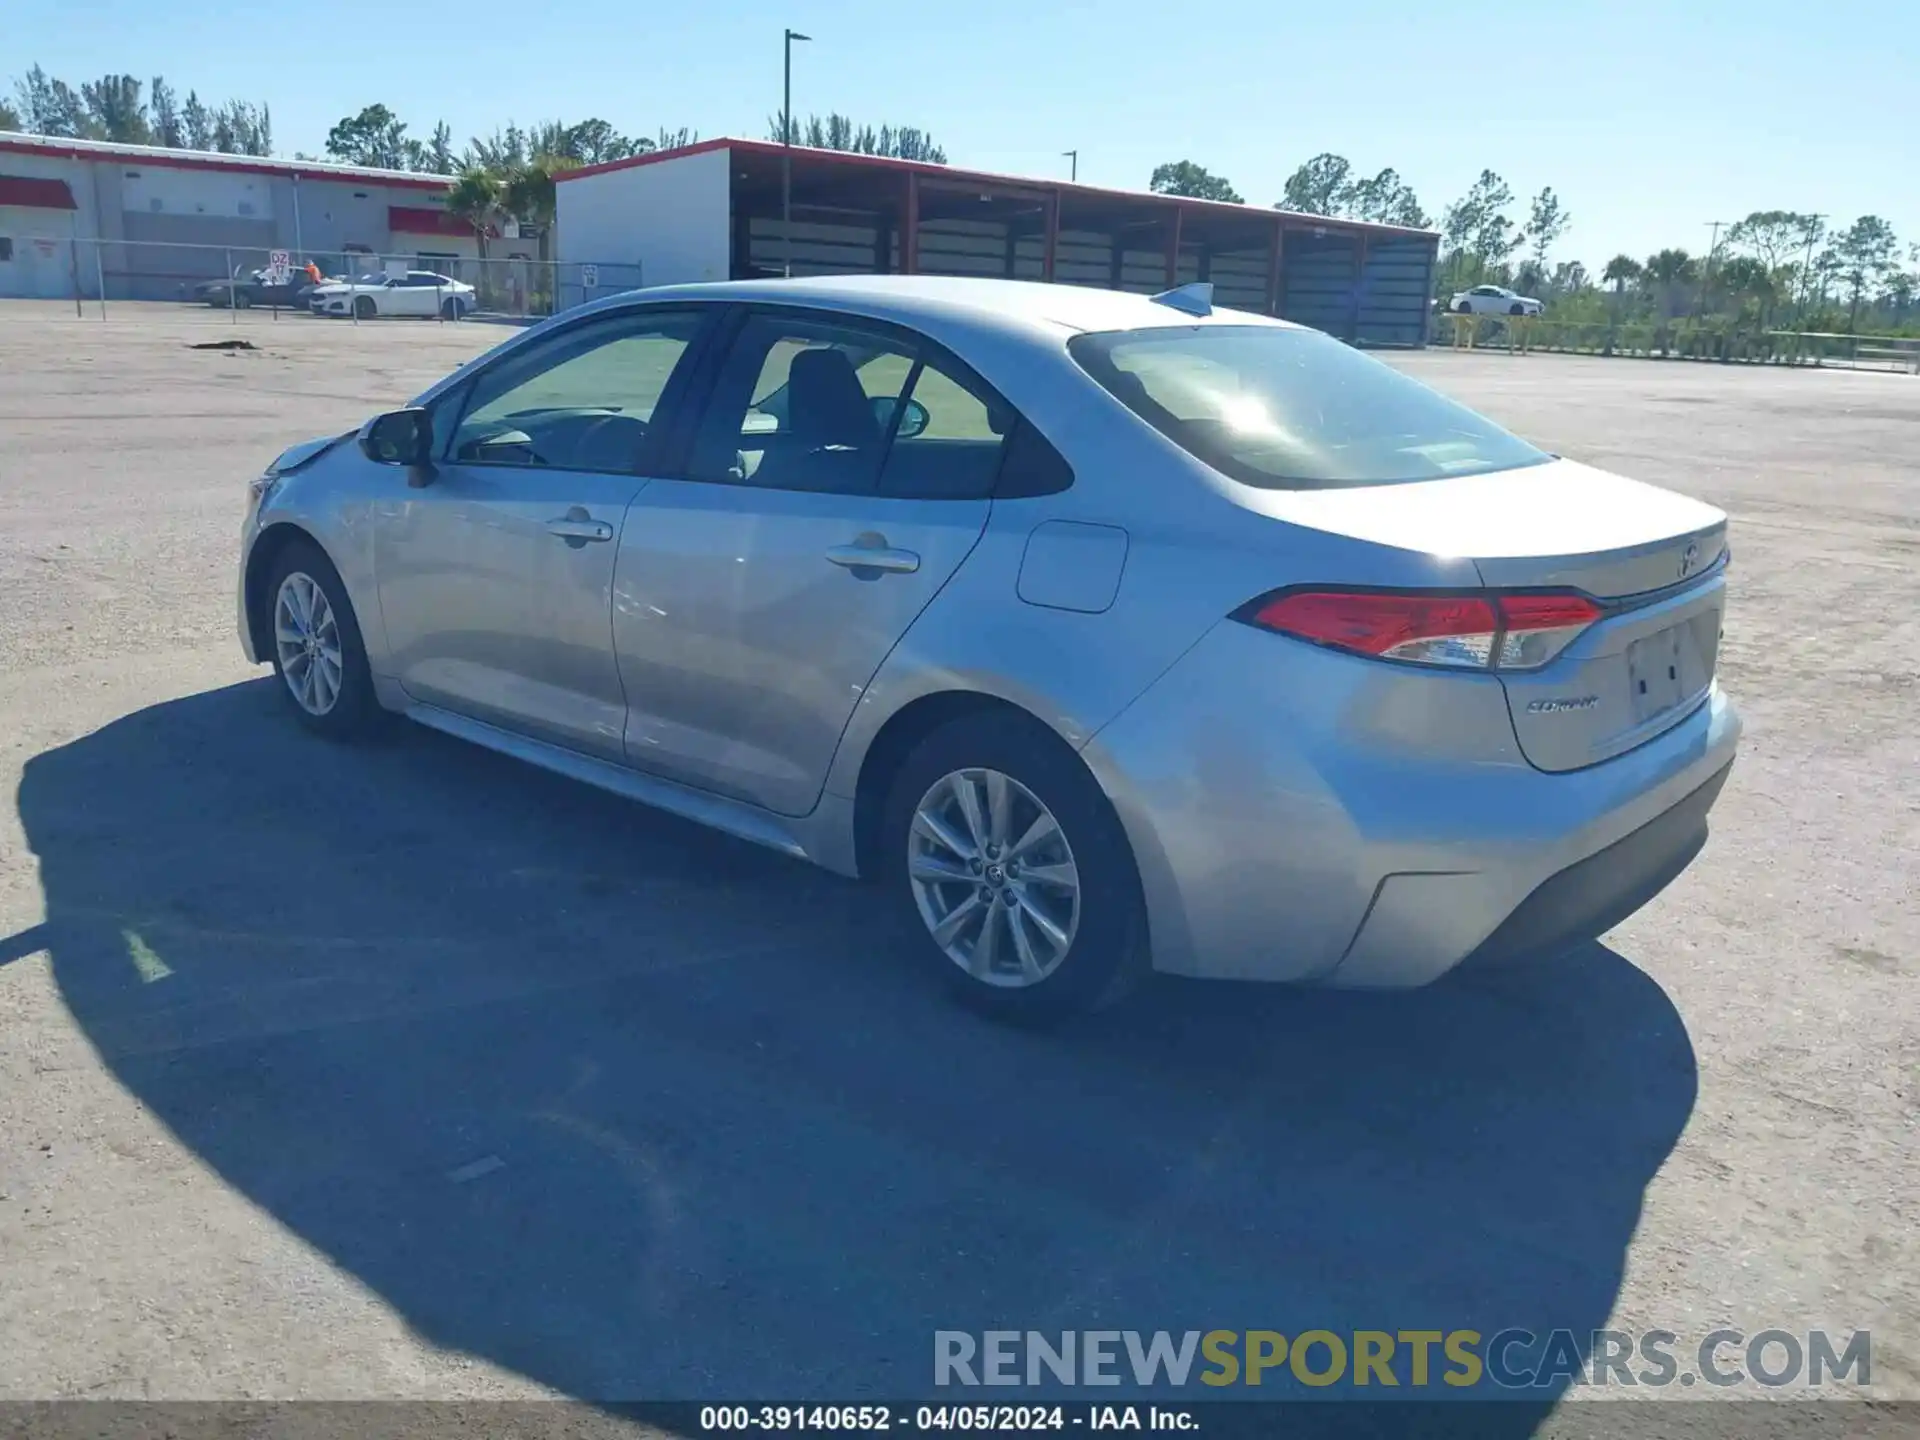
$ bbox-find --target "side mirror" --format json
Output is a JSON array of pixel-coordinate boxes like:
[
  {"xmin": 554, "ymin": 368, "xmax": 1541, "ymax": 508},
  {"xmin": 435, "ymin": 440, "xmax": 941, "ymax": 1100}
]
[
  {"xmin": 872, "ymin": 395, "xmax": 931, "ymax": 440},
  {"xmin": 358, "ymin": 408, "xmax": 435, "ymax": 471}
]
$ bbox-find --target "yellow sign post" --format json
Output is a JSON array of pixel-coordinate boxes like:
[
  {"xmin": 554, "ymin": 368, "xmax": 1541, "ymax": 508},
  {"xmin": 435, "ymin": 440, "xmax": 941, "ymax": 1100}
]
[{"xmin": 1450, "ymin": 312, "xmax": 1534, "ymax": 354}]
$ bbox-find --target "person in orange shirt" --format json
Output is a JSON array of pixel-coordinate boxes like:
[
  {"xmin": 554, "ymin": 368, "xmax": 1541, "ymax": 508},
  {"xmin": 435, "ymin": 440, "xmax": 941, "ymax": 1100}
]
[{"xmin": 304, "ymin": 259, "xmax": 323, "ymax": 284}]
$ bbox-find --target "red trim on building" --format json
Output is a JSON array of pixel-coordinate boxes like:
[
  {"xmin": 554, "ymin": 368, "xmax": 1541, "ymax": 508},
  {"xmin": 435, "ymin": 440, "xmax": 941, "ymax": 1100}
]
[
  {"xmin": 0, "ymin": 137, "xmax": 450, "ymax": 192},
  {"xmin": 0, "ymin": 174, "xmax": 79, "ymax": 209},
  {"xmin": 389, "ymin": 205, "xmax": 494, "ymax": 238},
  {"xmin": 554, "ymin": 136, "xmax": 1437, "ymax": 241},
  {"xmin": 561, "ymin": 136, "xmax": 736, "ymax": 181}
]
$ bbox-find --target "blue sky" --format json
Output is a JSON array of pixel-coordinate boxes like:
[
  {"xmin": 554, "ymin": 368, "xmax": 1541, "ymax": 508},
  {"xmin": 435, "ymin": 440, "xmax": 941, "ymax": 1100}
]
[{"xmin": 14, "ymin": 0, "xmax": 1917, "ymax": 269}]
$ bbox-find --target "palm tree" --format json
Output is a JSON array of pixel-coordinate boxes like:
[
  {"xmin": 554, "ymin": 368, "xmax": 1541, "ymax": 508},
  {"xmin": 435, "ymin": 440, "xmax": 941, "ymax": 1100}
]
[
  {"xmin": 1601, "ymin": 253, "xmax": 1642, "ymax": 296},
  {"xmin": 502, "ymin": 153, "xmax": 578, "ymax": 267},
  {"xmin": 446, "ymin": 167, "xmax": 502, "ymax": 307},
  {"xmin": 500, "ymin": 154, "xmax": 579, "ymax": 315},
  {"xmin": 446, "ymin": 167, "xmax": 501, "ymax": 261},
  {"xmin": 1600, "ymin": 254, "xmax": 1642, "ymax": 328},
  {"xmin": 1642, "ymin": 248, "xmax": 1698, "ymax": 319}
]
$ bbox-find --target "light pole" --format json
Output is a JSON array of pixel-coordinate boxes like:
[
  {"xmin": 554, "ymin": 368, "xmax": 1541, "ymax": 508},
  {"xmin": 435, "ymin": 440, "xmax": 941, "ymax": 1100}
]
[
  {"xmin": 1062, "ymin": 150, "xmax": 1077, "ymax": 183},
  {"xmin": 1690, "ymin": 220, "xmax": 1725, "ymax": 325},
  {"xmin": 783, "ymin": 27, "xmax": 811, "ymax": 278},
  {"xmin": 1796, "ymin": 213, "xmax": 1827, "ymax": 330}
]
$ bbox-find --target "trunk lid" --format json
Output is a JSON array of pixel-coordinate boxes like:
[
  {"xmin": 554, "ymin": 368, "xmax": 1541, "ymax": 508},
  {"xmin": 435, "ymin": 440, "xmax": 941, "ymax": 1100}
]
[{"xmin": 1236, "ymin": 458, "xmax": 1729, "ymax": 771}]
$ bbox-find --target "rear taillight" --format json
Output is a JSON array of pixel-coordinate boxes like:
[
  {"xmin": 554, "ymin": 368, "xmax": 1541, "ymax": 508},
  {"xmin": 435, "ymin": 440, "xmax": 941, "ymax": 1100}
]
[
  {"xmin": 1493, "ymin": 593, "xmax": 1604, "ymax": 669},
  {"xmin": 1242, "ymin": 589, "xmax": 1603, "ymax": 671}
]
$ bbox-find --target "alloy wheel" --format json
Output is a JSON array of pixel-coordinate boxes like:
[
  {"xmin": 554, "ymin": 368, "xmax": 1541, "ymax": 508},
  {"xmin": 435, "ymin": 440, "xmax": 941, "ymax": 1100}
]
[
  {"xmin": 274, "ymin": 571, "xmax": 344, "ymax": 717},
  {"xmin": 907, "ymin": 767, "xmax": 1081, "ymax": 988}
]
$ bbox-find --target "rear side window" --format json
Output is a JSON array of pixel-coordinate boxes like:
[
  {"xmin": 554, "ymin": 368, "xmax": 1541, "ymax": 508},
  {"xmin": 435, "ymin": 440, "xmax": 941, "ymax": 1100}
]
[
  {"xmin": 689, "ymin": 311, "xmax": 1020, "ymax": 500},
  {"xmin": 688, "ymin": 315, "xmax": 918, "ymax": 493},
  {"xmin": 877, "ymin": 354, "xmax": 1017, "ymax": 501},
  {"xmin": 1067, "ymin": 324, "xmax": 1548, "ymax": 490},
  {"xmin": 993, "ymin": 417, "xmax": 1074, "ymax": 499}
]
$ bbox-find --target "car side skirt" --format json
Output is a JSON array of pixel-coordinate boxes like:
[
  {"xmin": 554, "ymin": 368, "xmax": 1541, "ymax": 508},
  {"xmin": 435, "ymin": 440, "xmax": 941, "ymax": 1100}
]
[{"xmin": 401, "ymin": 700, "xmax": 864, "ymax": 877}]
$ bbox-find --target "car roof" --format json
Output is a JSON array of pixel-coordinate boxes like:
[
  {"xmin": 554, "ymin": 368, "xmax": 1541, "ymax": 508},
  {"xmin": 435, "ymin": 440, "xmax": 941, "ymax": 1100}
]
[{"xmin": 613, "ymin": 274, "xmax": 1301, "ymax": 343}]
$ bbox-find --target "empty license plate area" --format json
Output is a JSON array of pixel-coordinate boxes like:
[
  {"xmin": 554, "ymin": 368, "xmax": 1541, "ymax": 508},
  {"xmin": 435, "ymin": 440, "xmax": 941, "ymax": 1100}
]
[{"xmin": 1627, "ymin": 610, "xmax": 1719, "ymax": 723}]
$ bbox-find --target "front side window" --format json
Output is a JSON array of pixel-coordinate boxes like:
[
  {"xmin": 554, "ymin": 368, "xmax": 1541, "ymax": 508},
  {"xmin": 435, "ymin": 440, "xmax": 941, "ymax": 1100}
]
[
  {"xmin": 448, "ymin": 309, "xmax": 704, "ymax": 473},
  {"xmin": 1068, "ymin": 324, "xmax": 1549, "ymax": 490}
]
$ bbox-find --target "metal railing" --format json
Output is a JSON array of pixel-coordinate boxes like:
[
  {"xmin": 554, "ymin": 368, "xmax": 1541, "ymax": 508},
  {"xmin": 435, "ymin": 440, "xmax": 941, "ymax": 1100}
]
[
  {"xmin": 2, "ymin": 233, "xmax": 644, "ymax": 322},
  {"xmin": 1430, "ymin": 311, "xmax": 1920, "ymax": 371}
]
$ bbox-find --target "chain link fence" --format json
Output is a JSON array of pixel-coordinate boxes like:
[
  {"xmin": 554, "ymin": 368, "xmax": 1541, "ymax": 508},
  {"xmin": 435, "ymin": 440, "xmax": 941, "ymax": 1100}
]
[{"xmin": 4, "ymin": 233, "xmax": 644, "ymax": 323}]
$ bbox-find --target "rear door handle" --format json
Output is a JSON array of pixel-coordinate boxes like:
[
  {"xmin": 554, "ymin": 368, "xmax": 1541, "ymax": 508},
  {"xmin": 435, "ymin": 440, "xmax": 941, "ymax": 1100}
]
[
  {"xmin": 826, "ymin": 543, "xmax": 920, "ymax": 574},
  {"xmin": 546, "ymin": 516, "xmax": 614, "ymax": 542}
]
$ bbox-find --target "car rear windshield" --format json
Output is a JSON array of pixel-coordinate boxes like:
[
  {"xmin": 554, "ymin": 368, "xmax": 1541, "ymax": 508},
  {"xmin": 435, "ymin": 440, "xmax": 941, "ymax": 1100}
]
[{"xmin": 1066, "ymin": 324, "xmax": 1551, "ymax": 490}]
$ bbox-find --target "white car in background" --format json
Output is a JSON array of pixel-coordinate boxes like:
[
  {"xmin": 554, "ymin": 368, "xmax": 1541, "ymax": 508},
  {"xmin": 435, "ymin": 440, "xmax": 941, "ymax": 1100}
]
[
  {"xmin": 309, "ymin": 271, "xmax": 476, "ymax": 320},
  {"xmin": 1449, "ymin": 284, "xmax": 1543, "ymax": 317}
]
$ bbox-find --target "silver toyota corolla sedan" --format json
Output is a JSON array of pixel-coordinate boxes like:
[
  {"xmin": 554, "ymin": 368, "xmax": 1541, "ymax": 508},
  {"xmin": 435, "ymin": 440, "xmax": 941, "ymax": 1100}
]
[{"xmin": 238, "ymin": 275, "xmax": 1740, "ymax": 1022}]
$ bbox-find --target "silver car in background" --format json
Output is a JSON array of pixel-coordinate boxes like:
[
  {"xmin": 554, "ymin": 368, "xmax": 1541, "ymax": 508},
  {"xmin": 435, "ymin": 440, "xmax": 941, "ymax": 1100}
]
[{"xmin": 238, "ymin": 275, "xmax": 1739, "ymax": 1023}]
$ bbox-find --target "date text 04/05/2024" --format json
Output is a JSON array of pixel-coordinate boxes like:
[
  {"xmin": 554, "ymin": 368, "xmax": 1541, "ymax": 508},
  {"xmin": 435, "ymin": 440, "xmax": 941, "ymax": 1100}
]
[{"xmin": 697, "ymin": 1405, "xmax": 1197, "ymax": 1432}]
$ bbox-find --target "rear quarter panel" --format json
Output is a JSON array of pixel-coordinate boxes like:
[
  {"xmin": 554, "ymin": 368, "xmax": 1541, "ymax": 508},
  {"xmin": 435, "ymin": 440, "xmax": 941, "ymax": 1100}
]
[{"xmin": 822, "ymin": 334, "xmax": 1489, "ymax": 808}]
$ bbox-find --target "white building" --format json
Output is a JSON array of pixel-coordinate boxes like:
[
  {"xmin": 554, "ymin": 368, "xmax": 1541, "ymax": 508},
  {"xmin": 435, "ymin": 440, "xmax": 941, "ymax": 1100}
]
[{"xmin": 0, "ymin": 133, "xmax": 478, "ymax": 300}]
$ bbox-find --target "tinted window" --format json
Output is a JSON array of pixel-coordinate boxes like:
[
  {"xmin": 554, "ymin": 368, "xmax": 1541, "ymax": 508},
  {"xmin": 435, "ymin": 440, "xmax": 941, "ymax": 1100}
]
[
  {"xmin": 993, "ymin": 417, "xmax": 1074, "ymax": 499},
  {"xmin": 689, "ymin": 315, "xmax": 917, "ymax": 493},
  {"xmin": 1068, "ymin": 324, "xmax": 1549, "ymax": 490},
  {"xmin": 877, "ymin": 354, "xmax": 1015, "ymax": 500},
  {"xmin": 449, "ymin": 310, "xmax": 703, "ymax": 472}
]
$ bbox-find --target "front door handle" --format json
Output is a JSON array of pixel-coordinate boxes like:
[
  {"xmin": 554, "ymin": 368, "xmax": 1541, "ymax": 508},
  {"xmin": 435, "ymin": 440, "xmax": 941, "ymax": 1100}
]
[
  {"xmin": 546, "ymin": 515, "xmax": 614, "ymax": 543},
  {"xmin": 826, "ymin": 543, "xmax": 920, "ymax": 575}
]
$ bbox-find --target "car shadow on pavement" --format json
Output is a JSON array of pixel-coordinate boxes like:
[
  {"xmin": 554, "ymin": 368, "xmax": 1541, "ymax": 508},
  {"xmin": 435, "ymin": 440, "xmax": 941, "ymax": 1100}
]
[{"xmin": 15, "ymin": 679, "xmax": 1700, "ymax": 1431}]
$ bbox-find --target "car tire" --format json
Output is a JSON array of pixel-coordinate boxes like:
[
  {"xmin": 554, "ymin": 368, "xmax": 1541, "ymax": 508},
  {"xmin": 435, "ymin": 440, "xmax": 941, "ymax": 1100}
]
[
  {"xmin": 234, "ymin": 290, "xmax": 252, "ymax": 310},
  {"xmin": 1455, "ymin": 300, "xmax": 1473, "ymax": 313},
  {"xmin": 264, "ymin": 540, "xmax": 383, "ymax": 741},
  {"xmin": 353, "ymin": 295, "xmax": 376, "ymax": 320},
  {"xmin": 1510, "ymin": 303, "xmax": 1525, "ymax": 316},
  {"xmin": 880, "ymin": 711, "xmax": 1148, "ymax": 1026}
]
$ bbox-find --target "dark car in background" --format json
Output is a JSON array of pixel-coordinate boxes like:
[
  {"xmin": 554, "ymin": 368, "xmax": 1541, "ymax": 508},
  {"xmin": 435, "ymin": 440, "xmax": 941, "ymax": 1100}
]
[{"xmin": 194, "ymin": 265, "xmax": 318, "ymax": 311}]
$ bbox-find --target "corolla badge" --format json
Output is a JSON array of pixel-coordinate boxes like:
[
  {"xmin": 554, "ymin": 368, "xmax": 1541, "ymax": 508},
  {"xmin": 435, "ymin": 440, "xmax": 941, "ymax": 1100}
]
[
  {"xmin": 1679, "ymin": 540, "xmax": 1701, "ymax": 578},
  {"xmin": 1526, "ymin": 696, "xmax": 1600, "ymax": 713}
]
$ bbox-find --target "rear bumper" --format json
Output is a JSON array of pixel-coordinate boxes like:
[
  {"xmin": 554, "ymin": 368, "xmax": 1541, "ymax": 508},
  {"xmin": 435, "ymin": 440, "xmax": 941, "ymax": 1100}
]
[
  {"xmin": 1457, "ymin": 760, "xmax": 1729, "ymax": 970},
  {"xmin": 1080, "ymin": 619, "xmax": 1742, "ymax": 987}
]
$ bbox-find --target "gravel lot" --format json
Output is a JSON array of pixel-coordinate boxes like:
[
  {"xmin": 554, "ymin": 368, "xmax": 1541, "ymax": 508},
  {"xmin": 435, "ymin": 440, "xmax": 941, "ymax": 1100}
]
[{"xmin": 0, "ymin": 301, "xmax": 1914, "ymax": 1418}]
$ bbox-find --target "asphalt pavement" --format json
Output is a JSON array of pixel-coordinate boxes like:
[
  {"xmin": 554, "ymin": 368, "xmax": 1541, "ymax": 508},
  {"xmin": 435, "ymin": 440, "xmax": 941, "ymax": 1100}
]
[{"xmin": 0, "ymin": 303, "xmax": 1913, "ymax": 1417}]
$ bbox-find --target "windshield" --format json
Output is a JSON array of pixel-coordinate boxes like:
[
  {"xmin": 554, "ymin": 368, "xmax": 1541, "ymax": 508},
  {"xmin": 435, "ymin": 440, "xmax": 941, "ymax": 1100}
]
[
  {"xmin": 354, "ymin": 273, "xmax": 388, "ymax": 287},
  {"xmin": 1067, "ymin": 324, "xmax": 1550, "ymax": 490}
]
